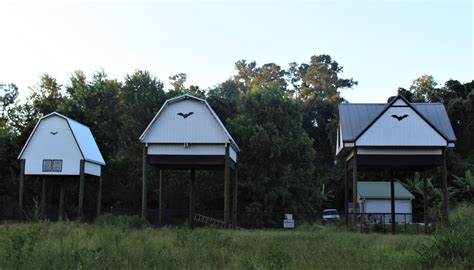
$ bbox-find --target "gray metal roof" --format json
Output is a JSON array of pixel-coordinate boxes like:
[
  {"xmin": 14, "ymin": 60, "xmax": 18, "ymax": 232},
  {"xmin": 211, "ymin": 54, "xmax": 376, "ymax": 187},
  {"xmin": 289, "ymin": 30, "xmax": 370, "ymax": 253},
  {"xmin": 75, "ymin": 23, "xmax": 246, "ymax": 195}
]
[
  {"xmin": 339, "ymin": 101, "xmax": 456, "ymax": 142},
  {"xmin": 358, "ymin": 181, "xmax": 414, "ymax": 199}
]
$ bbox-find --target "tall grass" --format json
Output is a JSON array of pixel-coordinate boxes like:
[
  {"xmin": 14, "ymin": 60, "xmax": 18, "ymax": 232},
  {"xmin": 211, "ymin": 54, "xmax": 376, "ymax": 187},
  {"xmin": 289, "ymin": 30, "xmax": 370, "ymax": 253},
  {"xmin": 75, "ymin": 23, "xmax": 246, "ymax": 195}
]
[
  {"xmin": 417, "ymin": 203, "xmax": 474, "ymax": 269},
  {"xmin": 0, "ymin": 222, "xmax": 427, "ymax": 269}
]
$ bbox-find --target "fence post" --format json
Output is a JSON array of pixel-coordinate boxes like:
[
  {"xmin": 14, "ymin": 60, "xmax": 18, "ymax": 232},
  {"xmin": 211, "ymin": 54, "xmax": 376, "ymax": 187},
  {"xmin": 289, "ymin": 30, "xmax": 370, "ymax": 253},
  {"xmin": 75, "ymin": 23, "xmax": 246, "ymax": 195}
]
[
  {"xmin": 404, "ymin": 214, "xmax": 407, "ymax": 234},
  {"xmin": 383, "ymin": 214, "xmax": 385, "ymax": 232}
]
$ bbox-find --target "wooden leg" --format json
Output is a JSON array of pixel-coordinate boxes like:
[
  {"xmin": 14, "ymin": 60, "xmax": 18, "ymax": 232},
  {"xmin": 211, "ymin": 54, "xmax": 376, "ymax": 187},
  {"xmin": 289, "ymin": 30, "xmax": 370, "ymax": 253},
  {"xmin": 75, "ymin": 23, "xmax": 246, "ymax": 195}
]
[
  {"xmin": 159, "ymin": 169, "xmax": 163, "ymax": 227},
  {"xmin": 59, "ymin": 180, "xmax": 65, "ymax": 221},
  {"xmin": 224, "ymin": 145, "xmax": 230, "ymax": 228},
  {"xmin": 97, "ymin": 176, "xmax": 102, "ymax": 217},
  {"xmin": 442, "ymin": 148, "xmax": 449, "ymax": 223},
  {"xmin": 344, "ymin": 161, "xmax": 349, "ymax": 227},
  {"xmin": 352, "ymin": 153, "xmax": 358, "ymax": 227},
  {"xmin": 142, "ymin": 145, "xmax": 148, "ymax": 219},
  {"xmin": 423, "ymin": 171, "xmax": 429, "ymax": 234},
  {"xmin": 41, "ymin": 177, "xmax": 47, "ymax": 217},
  {"xmin": 390, "ymin": 170, "xmax": 396, "ymax": 234},
  {"xmin": 18, "ymin": 160, "xmax": 25, "ymax": 219},
  {"xmin": 78, "ymin": 160, "xmax": 85, "ymax": 221},
  {"xmin": 189, "ymin": 169, "xmax": 195, "ymax": 229},
  {"xmin": 232, "ymin": 167, "xmax": 238, "ymax": 228}
]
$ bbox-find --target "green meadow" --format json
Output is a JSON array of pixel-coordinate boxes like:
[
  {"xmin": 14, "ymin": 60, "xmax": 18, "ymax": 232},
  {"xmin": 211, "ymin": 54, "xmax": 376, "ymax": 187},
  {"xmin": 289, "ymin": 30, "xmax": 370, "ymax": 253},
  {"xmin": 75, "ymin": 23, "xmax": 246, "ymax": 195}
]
[{"xmin": 1, "ymin": 204, "xmax": 472, "ymax": 270}]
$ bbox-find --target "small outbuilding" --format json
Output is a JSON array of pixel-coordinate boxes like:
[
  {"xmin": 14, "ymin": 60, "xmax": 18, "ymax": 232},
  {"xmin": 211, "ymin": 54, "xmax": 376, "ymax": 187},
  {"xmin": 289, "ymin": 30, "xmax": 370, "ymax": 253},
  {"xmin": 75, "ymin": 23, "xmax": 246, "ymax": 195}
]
[
  {"xmin": 139, "ymin": 94, "xmax": 240, "ymax": 228},
  {"xmin": 18, "ymin": 112, "xmax": 105, "ymax": 220},
  {"xmin": 357, "ymin": 181, "xmax": 414, "ymax": 224}
]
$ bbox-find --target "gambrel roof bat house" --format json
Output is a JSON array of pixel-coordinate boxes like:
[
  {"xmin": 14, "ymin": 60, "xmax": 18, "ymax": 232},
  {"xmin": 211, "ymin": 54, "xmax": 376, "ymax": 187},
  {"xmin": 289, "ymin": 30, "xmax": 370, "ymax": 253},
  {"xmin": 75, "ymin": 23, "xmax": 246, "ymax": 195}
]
[
  {"xmin": 18, "ymin": 112, "xmax": 106, "ymax": 176},
  {"xmin": 140, "ymin": 94, "xmax": 240, "ymax": 167},
  {"xmin": 139, "ymin": 94, "xmax": 240, "ymax": 228},
  {"xmin": 17, "ymin": 112, "xmax": 105, "ymax": 221}
]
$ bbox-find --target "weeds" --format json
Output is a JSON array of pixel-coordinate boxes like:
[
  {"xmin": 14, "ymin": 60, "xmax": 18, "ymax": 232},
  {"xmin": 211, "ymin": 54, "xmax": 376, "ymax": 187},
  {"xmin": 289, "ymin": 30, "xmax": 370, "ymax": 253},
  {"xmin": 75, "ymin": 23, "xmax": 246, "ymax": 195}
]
[
  {"xmin": 0, "ymin": 208, "xmax": 471, "ymax": 269},
  {"xmin": 417, "ymin": 203, "xmax": 474, "ymax": 269}
]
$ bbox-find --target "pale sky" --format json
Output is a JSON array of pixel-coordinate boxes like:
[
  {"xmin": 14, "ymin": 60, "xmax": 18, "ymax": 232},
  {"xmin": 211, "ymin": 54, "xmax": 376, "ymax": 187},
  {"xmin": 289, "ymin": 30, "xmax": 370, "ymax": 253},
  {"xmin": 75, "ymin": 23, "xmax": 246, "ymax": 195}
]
[{"xmin": 0, "ymin": 0, "xmax": 472, "ymax": 103}]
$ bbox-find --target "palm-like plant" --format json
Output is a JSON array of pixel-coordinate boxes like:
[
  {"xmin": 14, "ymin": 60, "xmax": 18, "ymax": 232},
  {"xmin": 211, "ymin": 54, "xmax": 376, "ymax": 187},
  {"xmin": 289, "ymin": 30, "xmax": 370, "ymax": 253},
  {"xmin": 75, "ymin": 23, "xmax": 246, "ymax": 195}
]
[
  {"xmin": 400, "ymin": 173, "xmax": 455, "ymax": 221},
  {"xmin": 452, "ymin": 170, "xmax": 474, "ymax": 202}
]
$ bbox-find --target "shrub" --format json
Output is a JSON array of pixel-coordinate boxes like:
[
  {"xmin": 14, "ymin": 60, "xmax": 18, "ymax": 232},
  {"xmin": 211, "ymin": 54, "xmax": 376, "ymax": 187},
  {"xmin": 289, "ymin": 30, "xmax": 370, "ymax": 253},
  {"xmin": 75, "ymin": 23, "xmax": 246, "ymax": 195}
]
[
  {"xmin": 95, "ymin": 214, "xmax": 150, "ymax": 229},
  {"xmin": 417, "ymin": 203, "xmax": 474, "ymax": 268}
]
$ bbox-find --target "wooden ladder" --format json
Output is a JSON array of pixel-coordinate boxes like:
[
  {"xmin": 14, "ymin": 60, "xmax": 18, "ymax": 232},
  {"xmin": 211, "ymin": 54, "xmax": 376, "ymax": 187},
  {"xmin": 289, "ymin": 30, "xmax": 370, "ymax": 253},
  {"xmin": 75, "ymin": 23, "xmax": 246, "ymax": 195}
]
[{"xmin": 193, "ymin": 213, "xmax": 242, "ymax": 229}]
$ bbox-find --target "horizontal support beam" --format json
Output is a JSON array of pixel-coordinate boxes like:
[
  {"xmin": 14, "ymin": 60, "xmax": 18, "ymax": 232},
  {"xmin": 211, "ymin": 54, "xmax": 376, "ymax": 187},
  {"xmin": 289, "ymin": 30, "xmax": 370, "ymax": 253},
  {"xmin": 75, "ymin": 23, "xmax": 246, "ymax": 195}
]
[
  {"xmin": 148, "ymin": 155, "xmax": 236, "ymax": 170},
  {"xmin": 348, "ymin": 154, "xmax": 443, "ymax": 170}
]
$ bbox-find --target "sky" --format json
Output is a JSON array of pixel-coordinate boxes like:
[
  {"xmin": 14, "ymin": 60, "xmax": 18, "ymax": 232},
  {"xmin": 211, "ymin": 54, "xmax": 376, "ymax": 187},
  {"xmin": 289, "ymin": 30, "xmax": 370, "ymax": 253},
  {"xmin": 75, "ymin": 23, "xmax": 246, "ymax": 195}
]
[{"xmin": 0, "ymin": 0, "xmax": 472, "ymax": 103}]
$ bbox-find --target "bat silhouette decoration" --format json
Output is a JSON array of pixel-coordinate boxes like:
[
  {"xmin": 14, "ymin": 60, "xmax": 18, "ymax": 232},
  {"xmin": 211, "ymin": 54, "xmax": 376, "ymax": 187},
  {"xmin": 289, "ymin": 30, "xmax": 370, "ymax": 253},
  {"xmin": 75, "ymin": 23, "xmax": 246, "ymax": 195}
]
[
  {"xmin": 50, "ymin": 131, "xmax": 58, "ymax": 135},
  {"xmin": 391, "ymin": 114, "xmax": 409, "ymax": 121},
  {"xmin": 177, "ymin": 112, "xmax": 194, "ymax": 119}
]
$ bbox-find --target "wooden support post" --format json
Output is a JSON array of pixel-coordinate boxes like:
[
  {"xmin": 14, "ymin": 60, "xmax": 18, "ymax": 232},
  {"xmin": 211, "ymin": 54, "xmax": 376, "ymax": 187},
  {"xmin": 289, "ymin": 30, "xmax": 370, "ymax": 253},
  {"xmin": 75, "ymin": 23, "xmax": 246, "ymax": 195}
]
[
  {"xmin": 390, "ymin": 170, "xmax": 396, "ymax": 234},
  {"xmin": 423, "ymin": 171, "xmax": 429, "ymax": 234},
  {"xmin": 352, "ymin": 152, "xmax": 358, "ymax": 227},
  {"xmin": 344, "ymin": 161, "xmax": 349, "ymax": 228},
  {"xmin": 141, "ymin": 145, "xmax": 148, "ymax": 219},
  {"xmin": 41, "ymin": 177, "xmax": 47, "ymax": 217},
  {"xmin": 159, "ymin": 169, "xmax": 163, "ymax": 227},
  {"xmin": 442, "ymin": 148, "xmax": 449, "ymax": 223},
  {"xmin": 232, "ymin": 166, "xmax": 238, "ymax": 228},
  {"xmin": 224, "ymin": 144, "xmax": 230, "ymax": 228},
  {"xmin": 97, "ymin": 176, "xmax": 102, "ymax": 217},
  {"xmin": 189, "ymin": 169, "xmax": 195, "ymax": 229},
  {"xmin": 18, "ymin": 159, "xmax": 25, "ymax": 219},
  {"xmin": 59, "ymin": 180, "xmax": 65, "ymax": 221},
  {"xmin": 78, "ymin": 160, "xmax": 85, "ymax": 221}
]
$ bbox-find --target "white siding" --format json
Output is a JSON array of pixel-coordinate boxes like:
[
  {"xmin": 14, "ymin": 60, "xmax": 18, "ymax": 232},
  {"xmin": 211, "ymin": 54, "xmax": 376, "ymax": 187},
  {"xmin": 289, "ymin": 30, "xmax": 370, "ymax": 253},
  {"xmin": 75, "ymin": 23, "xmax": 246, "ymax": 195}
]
[
  {"xmin": 392, "ymin": 99, "xmax": 407, "ymax": 106},
  {"xmin": 335, "ymin": 124, "xmax": 344, "ymax": 155},
  {"xmin": 357, "ymin": 147, "xmax": 442, "ymax": 155},
  {"xmin": 22, "ymin": 116, "xmax": 83, "ymax": 175},
  {"xmin": 143, "ymin": 99, "xmax": 228, "ymax": 144},
  {"xmin": 363, "ymin": 199, "xmax": 412, "ymax": 223},
  {"xmin": 357, "ymin": 101, "xmax": 447, "ymax": 147},
  {"xmin": 229, "ymin": 146, "xmax": 237, "ymax": 162},
  {"xmin": 148, "ymin": 144, "xmax": 225, "ymax": 155},
  {"xmin": 84, "ymin": 161, "xmax": 101, "ymax": 176}
]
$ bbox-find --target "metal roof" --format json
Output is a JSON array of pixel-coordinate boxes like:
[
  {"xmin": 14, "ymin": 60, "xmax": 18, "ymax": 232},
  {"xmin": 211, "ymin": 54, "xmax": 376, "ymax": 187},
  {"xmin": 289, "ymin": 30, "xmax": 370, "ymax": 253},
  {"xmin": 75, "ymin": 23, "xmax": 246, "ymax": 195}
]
[
  {"xmin": 139, "ymin": 94, "xmax": 240, "ymax": 152},
  {"xmin": 339, "ymin": 98, "xmax": 456, "ymax": 142},
  {"xmin": 357, "ymin": 181, "xmax": 414, "ymax": 199},
  {"xmin": 18, "ymin": 112, "xmax": 106, "ymax": 165}
]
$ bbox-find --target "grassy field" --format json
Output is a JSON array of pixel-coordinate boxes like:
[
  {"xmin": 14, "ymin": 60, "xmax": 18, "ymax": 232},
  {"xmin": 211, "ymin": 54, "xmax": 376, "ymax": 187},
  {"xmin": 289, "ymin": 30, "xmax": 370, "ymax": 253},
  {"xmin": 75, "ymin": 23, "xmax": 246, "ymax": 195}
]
[
  {"xmin": 0, "ymin": 222, "xmax": 428, "ymax": 269},
  {"xmin": 0, "ymin": 204, "xmax": 472, "ymax": 269}
]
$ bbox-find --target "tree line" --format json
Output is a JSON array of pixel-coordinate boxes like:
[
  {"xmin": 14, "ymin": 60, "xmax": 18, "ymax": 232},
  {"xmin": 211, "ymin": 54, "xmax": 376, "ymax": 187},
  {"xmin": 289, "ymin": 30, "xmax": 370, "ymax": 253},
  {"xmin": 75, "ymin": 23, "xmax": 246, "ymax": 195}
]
[{"xmin": 0, "ymin": 55, "xmax": 472, "ymax": 220}]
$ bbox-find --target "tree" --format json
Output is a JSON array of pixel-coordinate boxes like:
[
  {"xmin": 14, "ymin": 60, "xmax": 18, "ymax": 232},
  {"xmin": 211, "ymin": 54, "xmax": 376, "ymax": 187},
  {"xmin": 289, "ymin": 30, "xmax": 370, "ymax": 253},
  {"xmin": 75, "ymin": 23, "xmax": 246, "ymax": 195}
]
[
  {"xmin": 169, "ymin": 73, "xmax": 188, "ymax": 93},
  {"xmin": 227, "ymin": 85, "xmax": 317, "ymax": 213},
  {"xmin": 233, "ymin": 60, "xmax": 287, "ymax": 91},
  {"xmin": 408, "ymin": 75, "xmax": 450, "ymax": 102},
  {"xmin": 291, "ymin": 55, "xmax": 357, "ymax": 167},
  {"xmin": 292, "ymin": 55, "xmax": 357, "ymax": 103},
  {"xmin": 29, "ymin": 74, "xmax": 65, "ymax": 115},
  {"xmin": 207, "ymin": 80, "xmax": 240, "ymax": 125},
  {"xmin": 0, "ymin": 83, "xmax": 18, "ymax": 122}
]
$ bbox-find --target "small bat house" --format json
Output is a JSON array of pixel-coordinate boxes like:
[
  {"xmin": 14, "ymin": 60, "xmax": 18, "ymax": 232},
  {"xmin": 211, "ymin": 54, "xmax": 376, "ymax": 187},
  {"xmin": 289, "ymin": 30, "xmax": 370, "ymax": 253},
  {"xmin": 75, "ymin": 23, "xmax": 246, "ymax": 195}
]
[{"xmin": 17, "ymin": 112, "xmax": 106, "ymax": 220}]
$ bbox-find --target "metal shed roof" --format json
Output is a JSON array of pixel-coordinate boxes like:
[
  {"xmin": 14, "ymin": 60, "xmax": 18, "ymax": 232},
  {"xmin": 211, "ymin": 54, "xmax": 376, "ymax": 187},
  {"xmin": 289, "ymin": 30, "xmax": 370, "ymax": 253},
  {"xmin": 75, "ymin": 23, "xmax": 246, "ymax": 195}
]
[
  {"xmin": 339, "ymin": 98, "xmax": 456, "ymax": 142},
  {"xmin": 18, "ymin": 112, "xmax": 106, "ymax": 165},
  {"xmin": 358, "ymin": 181, "xmax": 414, "ymax": 199}
]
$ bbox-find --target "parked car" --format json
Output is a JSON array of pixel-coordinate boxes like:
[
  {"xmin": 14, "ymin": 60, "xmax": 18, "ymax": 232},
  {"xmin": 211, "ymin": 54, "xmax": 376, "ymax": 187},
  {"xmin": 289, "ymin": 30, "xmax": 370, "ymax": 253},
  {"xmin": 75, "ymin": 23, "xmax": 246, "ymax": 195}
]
[{"xmin": 322, "ymin": 209, "xmax": 340, "ymax": 223}]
